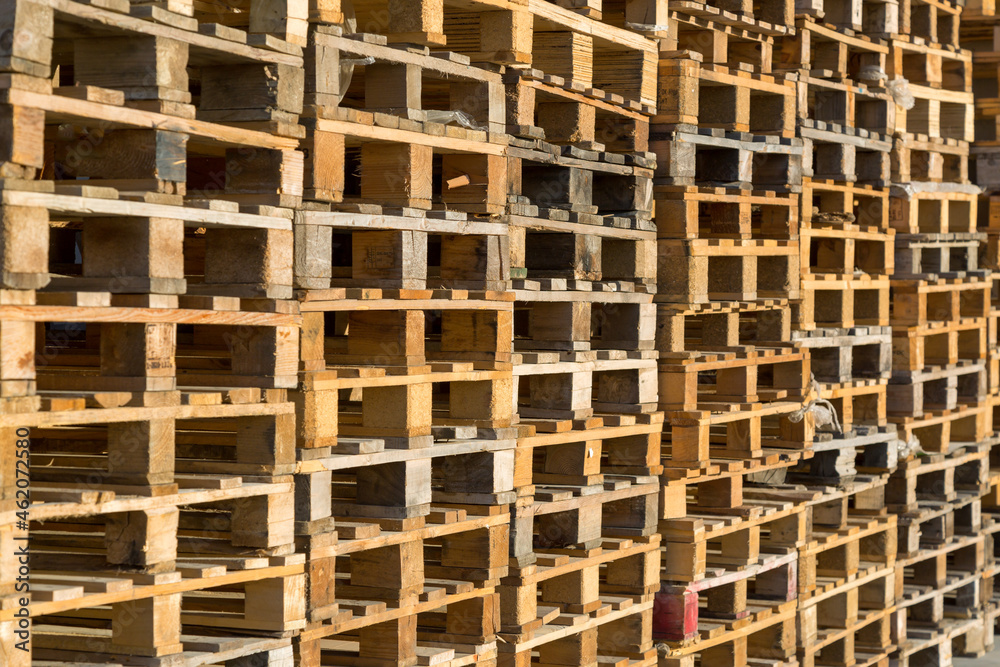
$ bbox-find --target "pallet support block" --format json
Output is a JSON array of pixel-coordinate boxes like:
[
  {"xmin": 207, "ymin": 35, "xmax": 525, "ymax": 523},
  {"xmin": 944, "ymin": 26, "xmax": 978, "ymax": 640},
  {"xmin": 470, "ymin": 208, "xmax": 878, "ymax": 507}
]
[
  {"xmin": 364, "ymin": 63, "xmax": 421, "ymax": 112},
  {"xmin": 107, "ymin": 417, "xmax": 176, "ymax": 486},
  {"xmin": 526, "ymin": 370, "xmax": 593, "ymax": 418},
  {"xmin": 528, "ymin": 301, "xmax": 591, "ymax": 350},
  {"xmin": 355, "ymin": 459, "xmax": 433, "ymax": 513},
  {"xmin": 441, "ymin": 154, "xmax": 507, "ymax": 212},
  {"xmin": 441, "ymin": 523, "xmax": 508, "ymax": 575},
  {"xmin": 100, "ymin": 322, "xmax": 176, "ymax": 390},
  {"xmin": 203, "ymin": 227, "xmax": 295, "ymax": 298},
  {"xmin": 359, "ymin": 615, "xmax": 419, "ymax": 666},
  {"xmin": 537, "ymin": 626, "xmax": 598, "ymax": 666},
  {"xmin": 82, "ymin": 217, "xmax": 186, "ymax": 294},
  {"xmin": 535, "ymin": 502, "xmax": 602, "ymax": 548},
  {"xmin": 291, "ymin": 387, "xmax": 338, "ymax": 449},
  {"xmin": 229, "ymin": 490, "xmax": 294, "ymax": 549},
  {"xmin": 444, "ymin": 593, "xmax": 501, "ymax": 643},
  {"xmin": 351, "ymin": 229, "xmax": 427, "ymax": 288},
  {"xmin": 440, "ymin": 233, "xmax": 508, "ymax": 289},
  {"xmin": 441, "ymin": 309, "xmax": 513, "ymax": 362},
  {"xmin": 295, "ymin": 469, "xmax": 332, "ymax": 523},
  {"xmin": 360, "ymin": 143, "xmax": 433, "ymax": 208},
  {"xmin": 347, "ymin": 309, "xmax": 426, "ymax": 365},
  {"xmin": 440, "ymin": 450, "xmax": 515, "ymax": 496},
  {"xmin": 105, "ymin": 506, "xmax": 179, "ymax": 570},
  {"xmin": 450, "ymin": 376, "xmax": 515, "ymax": 426},
  {"xmin": 74, "ymin": 35, "xmax": 189, "ymax": 104},
  {"xmin": 351, "ymin": 539, "xmax": 425, "ymax": 600},
  {"xmin": 595, "ymin": 366, "xmax": 657, "ymax": 412},
  {"xmin": 227, "ymin": 325, "xmax": 299, "ymax": 388},
  {"xmin": 525, "ymin": 232, "xmax": 601, "ymax": 280},
  {"xmin": 111, "ymin": 593, "xmax": 183, "ymax": 657},
  {"xmin": 245, "ymin": 572, "xmax": 306, "ymax": 630},
  {"xmin": 302, "ymin": 129, "xmax": 345, "ymax": 202},
  {"xmin": 537, "ymin": 101, "xmax": 597, "ymax": 145},
  {"xmin": 361, "ymin": 382, "xmax": 433, "ymax": 444},
  {"xmin": 0, "ymin": 205, "xmax": 49, "ymax": 289}
]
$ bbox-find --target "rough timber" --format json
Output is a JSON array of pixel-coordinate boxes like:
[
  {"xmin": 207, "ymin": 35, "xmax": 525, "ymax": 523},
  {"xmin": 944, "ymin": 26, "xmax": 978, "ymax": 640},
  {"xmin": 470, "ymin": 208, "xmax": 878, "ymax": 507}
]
[{"xmin": 0, "ymin": 0, "xmax": 998, "ymax": 664}]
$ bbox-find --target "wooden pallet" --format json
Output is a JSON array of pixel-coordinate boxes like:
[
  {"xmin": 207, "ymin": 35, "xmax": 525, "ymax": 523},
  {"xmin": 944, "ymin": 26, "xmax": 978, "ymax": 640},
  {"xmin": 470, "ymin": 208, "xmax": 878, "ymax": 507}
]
[
  {"xmin": 654, "ymin": 186, "xmax": 798, "ymax": 240},
  {"xmin": 654, "ymin": 56, "xmax": 797, "ymax": 136},
  {"xmin": 295, "ymin": 212, "xmax": 509, "ymax": 290},
  {"xmin": 509, "ymin": 143, "xmax": 655, "ymax": 221},
  {"xmin": 801, "ymin": 221, "xmax": 894, "ymax": 279},
  {"xmin": 662, "ymin": 399, "xmax": 813, "ymax": 468},
  {"xmin": 889, "ymin": 187, "xmax": 978, "ymax": 234},
  {"xmin": 654, "ymin": 550, "xmax": 798, "ymax": 641},
  {"xmin": 0, "ymin": 0, "xmax": 994, "ymax": 665},
  {"xmin": 310, "ymin": 109, "xmax": 507, "ymax": 212},
  {"xmin": 29, "ymin": 631, "xmax": 298, "ymax": 666},
  {"xmin": 0, "ymin": 186, "xmax": 298, "ymax": 297},
  {"xmin": 297, "ymin": 291, "xmax": 513, "ymax": 369},
  {"xmin": 791, "ymin": 424, "xmax": 900, "ymax": 483},
  {"xmin": 776, "ymin": 15, "xmax": 889, "ymax": 80},
  {"xmin": 656, "ymin": 300, "xmax": 797, "ymax": 353},
  {"xmin": 801, "ymin": 124, "xmax": 893, "ymax": 184},
  {"xmin": 514, "ymin": 226, "xmax": 655, "ymax": 288},
  {"xmin": 894, "ymin": 614, "xmax": 993, "ymax": 667},
  {"xmin": 895, "ymin": 0, "xmax": 962, "ymax": 45},
  {"xmin": 794, "ymin": 0, "xmax": 899, "ymax": 34},
  {"xmin": 889, "ymin": 37, "xmax": 973, "ymax": 143},
  {"xmin": 896, "ymin": 535, "xmax": 987, "ymax": 627},
  {"xmin": 513, "ymin": 294, "xmax": 655, "ymax": 353},
  {"xmin": 796, "ymin": 77, "xmax": 895, "ymax": 146},
  {"xmin": 886, "ymin": 443, "xmax": 990, "ymax": 516},
  {"xmin": 303, "ymin": 438, "xmax": 517, "ymax": 525},
  {"xmin": 499, "ymin": 537, "xmax": 660, "ymax": 665},
  {"xmin": 797, "ymin": 275, "xmax": 890, "ymax": 329},
  {"xmin": 656, "ymin": 597, "xmax": 798, "ymax": 667},
  {"xmin": 890, "ymin": 402, "xmax": 993, "ymax": 454},
  {"xmin": 890, "ymin": 277, "xmax": 992, "ymax": 326},
  {"xmin": 892, "ymin": 317, "xmax": 989, "ymax": 372},
  {"xmin": 895, "ymin": 232, "xmax": 988, "ymax": 279},
  {"xmin": 798, "ymin": 479, "xmax": 897, "ymax": 588},
  {"xmin": 967, "ymin": 20, "xmax": 1000, "ymax": 189},
  {"xmin": 799, "ymin": 610, "xmax": 895, "ymax": 667},
  {"xmin": 889, "ymin": 359, "xmax": 987, "ymax": 414},
  {"xmin": 892, "ymin": 135, "xmax": 971, "ymax": 184},
  {"xmin": 802, "ymin": 179, "xmax": 890, "ymax": 229},
  {"xmin": 658, "ymin": 347, "xmax": 809, "ymax": 411},
  {"xmin": 668, "ymin": 11, "xmax": 777, "ymax": 75},
  {"xmin": 0, "ymin": 296, "xmax": 299, "ymax": 395},
  {"xmin": 659, "ymin": 469, "xmax": 819, "ymax": 580},
  {"xmin": 513, "ymin": 353, "xmax": 657, "ymax": 419},
  {"xmin": 651, "ymin": 127, "xmax": 803, "ymax": 192},
  {"xmin": 668, "ymin": 0, "xmax": 795, "ymax": 32},
  {"xmin": 505, "ymin": 70, "xmax": 655, "ymax": 148},
  {"xmin": 794, "ymin": 326, "xmax": 892, "ymax": 382},
  {"xmin": 817, "ymin": 379, "xmax": 888, "ymax": 430},
  {"xmin": 658, "ymin": 239, "xmax": 801, "ymax": 303}
]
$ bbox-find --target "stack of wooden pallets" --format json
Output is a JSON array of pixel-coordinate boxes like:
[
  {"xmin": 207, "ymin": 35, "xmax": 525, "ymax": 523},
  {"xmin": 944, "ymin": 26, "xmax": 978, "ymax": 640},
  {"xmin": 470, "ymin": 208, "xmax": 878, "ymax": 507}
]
[
  {"xmin": 966, "ymin": 2, "xmax": 1000, "ymax": 431},
  {"xmin": 889, "ymin": 0, "xmax": 998, "ymax": 663},
  {"xmin": 0, "ymin": 0, "xmax": 998, "ymax": 664},
  {"xmin": 289, "ymin": 8, "xmax": 516, "ymax": 664},
  {"xmin": 498, "ymin": 5, "xmax": 663, "ymax": 667},
  {"xmin": 0, "ymin": 0, "xmax": 309, "ymax": 662},
  {"xmin": 961, "ymin": 0, "xmax": 1000, "ymax": 652},
  {"xmin": 643, "ymin": 1, "xmax": 816, "ymax": 665},
  {"xmin": 774, "ymin": 1, "xmax": 902, "ymax": 663},
  {"xmin": 779, "ymin": 0, "xmax": 899, "ymax": 488}
]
